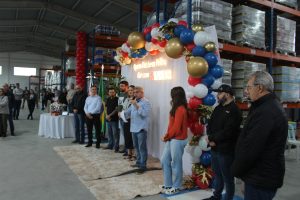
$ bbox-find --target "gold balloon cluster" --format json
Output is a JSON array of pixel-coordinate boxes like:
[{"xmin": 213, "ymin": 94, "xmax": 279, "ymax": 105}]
[
  {"xmin": 187, "ymin": 57, "xmax": 208, "ymax": 77},
  {"xmin": 127, "ymin": 32, "xmax": 145, "ymax": 50},
  {"xmin": 165, "ymin": 38, "xmax": 184, "ymax": 59}
]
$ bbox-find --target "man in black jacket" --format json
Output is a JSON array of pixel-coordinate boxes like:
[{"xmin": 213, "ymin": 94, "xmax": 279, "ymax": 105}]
[
  {"xmin": 71, "ymin": 85, "xmax": 87, "ymax": 144},
  {"xmin": 203, "ymin": 84, "xmax": 242, "ymax": 200},
  {"xmin": 3, "ymin": 84, "xmax": 15, "ymax": 136},
  {"xmin": 231, "ymin": 71, "xmax": 288, "ymax": 200}
]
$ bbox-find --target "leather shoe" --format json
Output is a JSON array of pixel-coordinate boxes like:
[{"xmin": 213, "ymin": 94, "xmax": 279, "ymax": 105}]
[
  {"xmin": 136, "ymin": 168, "xmax": 146, "ymax": 174},
  {"xmin": 85, "ymin": 144, "xmax": 92, "ymax": 147},
  {"xmin": 130, "ymin": 164, "xmax": 140, "ymax": 168},
  {"xmin": 96, "ymin": 144, "xmax": 100, "ymax": 149}
]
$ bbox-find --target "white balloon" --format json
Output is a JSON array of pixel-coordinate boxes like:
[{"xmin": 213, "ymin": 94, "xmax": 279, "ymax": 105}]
[
  {"xmin": 145, "ymin": 42, "xmax": 153, "ymax": 51},
  {"xmin": 185, "ymin": 144, "xmax": 193, "ymax": 154},
  {"xmin": 211, "ymin": 78, "xmax": 222, "ymax": 89},
  {"xmin": 151, "ymin": 27, "xmax": 160, "ymax": 38},
  {"xmin": 114, "ymin": 55, "xmax": 119, "ymax": 62},
  {"xmin": 193, "ymin": 84, "xmax": 208, "ymax": 98},
  {"xmin": 186, "ymin": 91, "xmax": 193, "ymax": 98},
  {"xmin": 199, "ymin": 135, "xmax": 211, "ymax": 151},
  {"xmin": 168, "ymin": 18, "xmax": 179, "ymax": 24},
  {"xmin": 194, "ymin": 31, "xmax": 213, "ymax": 46},
  {"xmin": 121, "ymin": 43, "xmax": 131, "ymax": 53}
]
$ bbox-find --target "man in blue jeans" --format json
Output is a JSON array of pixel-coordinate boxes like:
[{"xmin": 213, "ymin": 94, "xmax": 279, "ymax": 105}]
[
  {"xmin": 104, "ymin": 88, "xmax": 119, "ymax": 152},
  {"xmin": 204, "ymin": 85, "xmax": 242, "ymax": 200},
  {"xmin": 71, "ymin": 85, "xmax": 87, "ymax": 144},
  {"xmin": 124, "ymin": 86, "xmax": 151, "ymax": 174}
]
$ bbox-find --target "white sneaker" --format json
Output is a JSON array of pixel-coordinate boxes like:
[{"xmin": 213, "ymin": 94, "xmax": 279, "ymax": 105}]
[
  {"xmin": 165, "ymin": 187, "xmax": 180, "ymax": 195},
  {"xmin": 159, "ymin": 185, "xmax": 171, "ymax": 193}
]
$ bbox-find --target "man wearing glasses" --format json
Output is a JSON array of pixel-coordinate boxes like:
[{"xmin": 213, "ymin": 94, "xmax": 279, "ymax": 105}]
[{"xmin": 232, "ymin": 71, "xmax": 288, "ymax": 200}]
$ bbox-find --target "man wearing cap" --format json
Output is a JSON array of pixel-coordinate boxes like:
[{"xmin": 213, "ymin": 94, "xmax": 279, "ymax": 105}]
[{"xmin": 203, "ymin": 84, "xmax": 242, "ymax": 200}]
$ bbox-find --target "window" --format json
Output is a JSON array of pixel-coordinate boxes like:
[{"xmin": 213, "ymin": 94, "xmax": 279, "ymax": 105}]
[
  {"xmin": 14, "ymin": 67, "xmax": 36, "ymax": 76},
  {"xmin": 0, "ymin": 66, "xmax": 2, "ymax": 75}
]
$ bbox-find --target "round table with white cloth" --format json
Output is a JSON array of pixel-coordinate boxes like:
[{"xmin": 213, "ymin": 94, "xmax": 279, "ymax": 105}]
[{"xmin": 38, "ymin": 113, "xmax": 75, "ymax": 139}]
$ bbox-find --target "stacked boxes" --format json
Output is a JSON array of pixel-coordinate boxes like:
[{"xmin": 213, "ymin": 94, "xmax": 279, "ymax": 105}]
[
  {"xmin": 232, "ymin": 5, "xmax": 266, "ymax": 49},
  {"xmin": 276, "ymin": 16, "xmax": 296, "ymax": 54},
  {"xmin": 94, "ymin": 48, "xmax": 117, "ymax": 64},
  {"xmin": 275, "ymin": 0, "xmax": 298, "ymax": 8},
  {"xmin": 221, "ymin": 58, "xmax": 233, "ymax": 86},
  {"xmin": 273, "ymin": 66, "xmax": 300, "ymax": 102},
  {"xmin": 231, "ymin": 61, "xmax": 266, "ymax": 99},
  {"xmin": 95, "ymin": 25, "xmax": 120, "ymax": 36},
  {"xmin": 174, "ymin": 0, "xmax": 233, "ymax": 41}
]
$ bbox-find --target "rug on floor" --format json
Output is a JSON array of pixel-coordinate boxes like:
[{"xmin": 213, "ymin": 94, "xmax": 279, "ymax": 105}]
[{"xmin": 53, "ymin": 145, "xmax": 163, "ymax": 200}]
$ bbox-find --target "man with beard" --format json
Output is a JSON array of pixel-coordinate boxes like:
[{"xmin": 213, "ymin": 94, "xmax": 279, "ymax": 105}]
[
  {"xmin": 203, "ymin": 84, "xmax": 242, "ymax": 200},
  {"xmin": 117, "ymin": 80, "xmax": 129, "ymax": 154}
]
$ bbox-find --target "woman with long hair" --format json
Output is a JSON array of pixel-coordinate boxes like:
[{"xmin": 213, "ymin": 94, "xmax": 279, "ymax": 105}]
[
  {"xmin": 160, "ymin": 86, "xmax": 188, "ymax": 194},
  {"xmin": 27, "ymin": 89, "xmax": 36, "ymax": 120}
]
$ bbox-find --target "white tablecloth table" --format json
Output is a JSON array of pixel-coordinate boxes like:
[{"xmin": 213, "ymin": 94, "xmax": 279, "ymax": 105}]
[{"xmin": 38, "ymin": 113, "xmax": 75, "ymax": 139}]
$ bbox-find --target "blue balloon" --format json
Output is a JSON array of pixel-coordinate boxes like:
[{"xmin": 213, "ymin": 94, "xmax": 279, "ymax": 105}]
[
  {"xmin": 131, "ymin": 53, "xmax": 138, "ymax": 58},
  {"xmin": 204, "ymin": 53, "xmax": 218, "ymax": 67},
  {"xmin": 210, "ymin": 65, "xmax": 224, "ymax": 79},
  {"xmin": 139, "ymin": 48, "xmax": 147, "ymax": 55},
  {"xmin": 202, "ymin": 74, "xmax": 215, "ymax": 87},
  {"xmin": 200, "ymin": 151, "xmax": 212, "ymax": 166},
  {"xmin": 145, "ymin": 33, "xmax": 152, "ymax": 42},
  {"xmin": 192, "ymin": 46, "xmax": 206, "ymax": 57},
  {"xmin": 180, "ymin": 29, "xmax": 194, "ymax": 44},
  {"xmin": 164, "ymin": 34, "xmax": 172, "ymax": 40},
  {"xmin": 174, "ymin": 25, "xmax": 187, "ymax": 37},
  {"xmin": 203, "ymin": 94, "xmax": 216, "ymax": 106}
]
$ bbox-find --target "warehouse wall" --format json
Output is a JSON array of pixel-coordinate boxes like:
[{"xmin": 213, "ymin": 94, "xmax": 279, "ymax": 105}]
[{"xmin": 0, "ymin": 52, "xmax": 60, "ymax": 89}]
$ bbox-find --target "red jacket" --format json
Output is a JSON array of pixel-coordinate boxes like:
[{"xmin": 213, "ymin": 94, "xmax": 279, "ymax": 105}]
[{"xmin": 164, "ymin": 106, "xmax": 188, "ymax": 141}]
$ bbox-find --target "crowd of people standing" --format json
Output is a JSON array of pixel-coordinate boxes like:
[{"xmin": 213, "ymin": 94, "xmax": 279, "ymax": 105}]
[{"xmin": 0, "ymin": 70, "xmax": 289, "ymax": 200}]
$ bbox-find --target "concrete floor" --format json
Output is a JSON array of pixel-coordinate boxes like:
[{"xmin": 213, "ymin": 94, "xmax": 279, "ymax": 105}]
[{"xmin": 0, "ymin": 107, "xmax": 299, "ymax": 200}]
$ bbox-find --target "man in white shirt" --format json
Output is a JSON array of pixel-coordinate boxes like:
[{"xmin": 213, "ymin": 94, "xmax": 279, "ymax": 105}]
[
  {"xmin": 13, "ymin": 83, "xmax": 23, "ymax": 120},
  {"xmin": 84, "ymin": 85, "xmax": 103, "ymax": 148}
]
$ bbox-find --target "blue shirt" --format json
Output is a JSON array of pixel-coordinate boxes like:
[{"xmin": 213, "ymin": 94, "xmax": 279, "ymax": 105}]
[
  {"xmin": 84, "ymin": 95, "xmax": 102, "ymax": 114},
  {"xmin": 124, "ymin": 97, "xmax": 151, "ymax": 133}
]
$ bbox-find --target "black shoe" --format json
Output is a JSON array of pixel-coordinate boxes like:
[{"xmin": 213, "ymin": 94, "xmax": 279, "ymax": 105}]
[
  {"xmin": 72, "ymin": 140, "xmax": 79, "ymax": 144},
  {"xmin": 11, "ymin": 132, "xmax": 15, "ymax": 136},
  {"xmin": 27, "ymin": 115, "xmax": 30, "ymax": 119},
  {"xmin": 85, "ymin": 144, "xmax": 92, "ymax": 147},
  {"xmin": 118, "ymin": 150, "xmax": 126, "ymax": 153},
  {"xmin": 136, "ymin": 168, "xmax": 146, "ymax": 174},
  {"xmin": 96, "ymin": 144, "xmax": 100, "ymax": 149},
  {"xmin": 114, "ymin": 149, "xmax": 119, "ymax": 153},
  {"xmin": 130, "ymin": 164, "xmax": 140, "ymax": 168},
  {"xmin": 202, "ymin": 196, "xmax": 220, "ymax": 200}
]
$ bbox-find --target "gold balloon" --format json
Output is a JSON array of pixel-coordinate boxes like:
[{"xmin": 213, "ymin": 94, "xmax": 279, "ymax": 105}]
[
  {"xmin": 204, "ymin": 42, "xmax": 216, "ymax": 52},
  {"xmin": 187, "ymin": 57, "xmax": 209, "ymax": 77},
  {"xmin": 127, "ymin": 32, "xmax": 145, "ymax": 50},
  {"xmin": 192, "ymin": 24, "xmax": 204, "ymax": 32},
  {"xmin": 165, "ymin": 38, "xmax": 184, "ymax": 59}
]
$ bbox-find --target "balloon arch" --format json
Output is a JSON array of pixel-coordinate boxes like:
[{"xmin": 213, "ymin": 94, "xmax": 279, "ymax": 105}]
[{"xmin": 115, "ymin": 19, "xmax": 225, "ymax": 189}]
